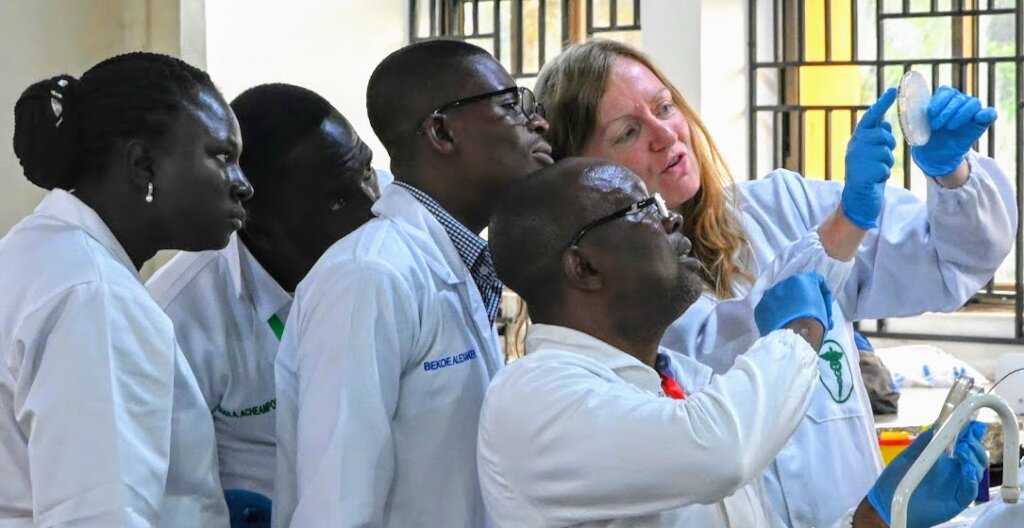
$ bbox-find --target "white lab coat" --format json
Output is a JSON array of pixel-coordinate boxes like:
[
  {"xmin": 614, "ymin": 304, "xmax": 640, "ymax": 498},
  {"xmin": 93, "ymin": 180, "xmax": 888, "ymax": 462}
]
[
  {"xmin": 148, "ymin": 234, "xmax": 290, "ymax": 498},
  {"xmin": 274, "ymin": 183, "xmax": 503, "ymax": 528},
  {"xmin": 662, "ymin": 152, "xmax": 1018, "ymax": 527},
  {"xmin": 0, "ymin": 190, "xmax": 228, "ymax": 527},
  {"xmin": 478, "ymin": 324, "xmax": 823, "ymax": 527}
]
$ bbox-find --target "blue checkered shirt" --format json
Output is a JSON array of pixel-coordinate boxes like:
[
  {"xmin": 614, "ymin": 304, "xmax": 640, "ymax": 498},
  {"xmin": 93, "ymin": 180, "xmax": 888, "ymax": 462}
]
[{"xmin": 394, "ymin": 182, "xmax": 503, "ymax": 324}]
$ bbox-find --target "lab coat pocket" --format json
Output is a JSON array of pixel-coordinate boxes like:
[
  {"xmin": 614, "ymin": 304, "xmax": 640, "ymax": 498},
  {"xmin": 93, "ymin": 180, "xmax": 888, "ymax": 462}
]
[
  {"xmin": 770, "ymin": 407, "xmax": 877, "ymax": 527},
  {"xmin": 805, "ymin": 335, "xmax": 863, "ymax": 424}
]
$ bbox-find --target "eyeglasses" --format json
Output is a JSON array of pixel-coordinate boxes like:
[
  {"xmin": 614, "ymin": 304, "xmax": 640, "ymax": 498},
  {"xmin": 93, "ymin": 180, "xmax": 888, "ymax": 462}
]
[
  {"xmin": 566, "ymin": 193, "xmax": 670, "ymax": 249},
  {"xmin": 419, "ymin": 86, "xmax": 544, "ymax": 132}
]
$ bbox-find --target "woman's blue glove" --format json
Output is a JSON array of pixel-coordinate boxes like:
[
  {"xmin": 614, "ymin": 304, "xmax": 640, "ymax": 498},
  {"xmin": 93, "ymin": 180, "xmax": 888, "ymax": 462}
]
[
  {"xmin": 225, "ymin": 489, "xmax": 272, "ymax": 528},
  {"xmin": 754, "ymin": 272, "xmax": 834, "ymax": 336},
  {"xmin": 911, "ymin": 86, "xmax": 998, "ymax": 177},
  {"xmin": 842, "ymin": 88, "xmax": 898, "ymax": 229},
  {"xmin": 866, "ymin": 420, "xmax": 988, "ymax": 528}
]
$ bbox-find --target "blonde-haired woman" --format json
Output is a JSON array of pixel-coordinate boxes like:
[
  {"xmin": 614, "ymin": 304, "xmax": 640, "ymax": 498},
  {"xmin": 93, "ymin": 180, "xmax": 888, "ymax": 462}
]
[{"xmin": 535, "ymin": 39, "xmax": 1017, "ymax": 528}]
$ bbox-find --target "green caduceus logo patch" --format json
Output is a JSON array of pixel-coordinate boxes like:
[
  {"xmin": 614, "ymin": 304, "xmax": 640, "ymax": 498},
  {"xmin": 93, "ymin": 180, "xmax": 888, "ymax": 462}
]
[{"xmin": 818, "ymin": 339, "xmax": 853, "ymax": 403}]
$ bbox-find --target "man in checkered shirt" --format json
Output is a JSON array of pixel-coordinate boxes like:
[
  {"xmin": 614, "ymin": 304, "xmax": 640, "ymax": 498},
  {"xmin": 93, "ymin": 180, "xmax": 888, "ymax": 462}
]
[{"xmin": 273, "ymin": 39, "xmax": 555, "ymax": 528}]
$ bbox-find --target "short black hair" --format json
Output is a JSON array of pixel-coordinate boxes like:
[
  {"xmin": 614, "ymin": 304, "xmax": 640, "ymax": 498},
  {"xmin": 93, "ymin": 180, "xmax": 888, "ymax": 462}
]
[
  {"xmin": 230, "ymin": 83, "xmax": 338, "ymax": 188},
  {"xmin": 490, "ymin": 158, "xmax": 633, "ymax": 316},
  {"xmin": 13, "ymin": 52, "xmax": 217, "ymax": 191},
  {"xmin": 489, "ymin": 163, "xmax": 574, "ymax": 314},
  {"xmin": 366, "ymin": 39, "xmax": 492, "ymax": 157}
]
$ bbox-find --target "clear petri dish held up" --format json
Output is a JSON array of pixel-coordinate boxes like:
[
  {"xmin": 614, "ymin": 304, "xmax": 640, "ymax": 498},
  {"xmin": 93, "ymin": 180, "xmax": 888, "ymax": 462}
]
[{"xmin": 897, "ymin": 71, "xmax": 932, "ymax": 147}]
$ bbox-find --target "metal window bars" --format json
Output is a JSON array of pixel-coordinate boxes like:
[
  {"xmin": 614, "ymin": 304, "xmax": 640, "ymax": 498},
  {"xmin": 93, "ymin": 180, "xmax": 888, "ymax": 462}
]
[
  {"xmin": 409, "ymin": 0, "xmax": 641, "ymax": 79},
  {"xmin": 749, "ymin": 0, "xmax": 1024, "ymax": 344}
]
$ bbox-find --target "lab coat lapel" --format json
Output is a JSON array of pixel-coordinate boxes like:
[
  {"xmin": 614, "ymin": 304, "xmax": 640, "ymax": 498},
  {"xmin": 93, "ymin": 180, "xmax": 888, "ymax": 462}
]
[
  {"xmin": 223, "ymin": 233, "xmax": 247, "ymax": 301},
  {"xmin": 453, "ymin": 278, "xmax": 503, "ymax": 375},
  {"xmin": 372, "ymin": 185, "xmax": 462, "ymax": 285},
  {"xmin": 372, "ymin": 185, "xmax": 502, "ymax": 374},
  {"xmin": 234, "ymin": 236, "xmax": 293, "ymax": 322}
]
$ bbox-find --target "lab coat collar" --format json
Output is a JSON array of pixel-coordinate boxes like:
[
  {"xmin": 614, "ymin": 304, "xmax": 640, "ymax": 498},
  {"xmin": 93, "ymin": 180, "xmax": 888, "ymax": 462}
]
[
  {"xmin": 526, "ymin": 324, "xmax": 664, "ymax": 395},
  {"xmin": 224, "ymin": 234, "xmax": 292, "ymax": 322},
  {"xmin": 34, "ymin": 189, "xmax": 142, "ymax": 283},
  {"xmin": 372, "ymin": 182, "xmax": 502, "ymax": 375},
  {"xmin": 371, "ymin": 183, "xmax": 468, "ymax": 285}
]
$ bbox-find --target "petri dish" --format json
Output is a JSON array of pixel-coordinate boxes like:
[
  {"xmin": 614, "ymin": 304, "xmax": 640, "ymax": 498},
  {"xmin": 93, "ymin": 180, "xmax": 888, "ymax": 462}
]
[{"xmin": 897, "ymin": 71, "xmax": 932, "ymax": 147}]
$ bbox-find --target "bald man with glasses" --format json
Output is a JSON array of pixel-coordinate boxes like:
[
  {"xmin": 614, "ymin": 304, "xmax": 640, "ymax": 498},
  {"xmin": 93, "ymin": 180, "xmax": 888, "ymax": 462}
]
[{"xmin": 478, "ymin": 157, "xmax": 988, "ymax": 528}]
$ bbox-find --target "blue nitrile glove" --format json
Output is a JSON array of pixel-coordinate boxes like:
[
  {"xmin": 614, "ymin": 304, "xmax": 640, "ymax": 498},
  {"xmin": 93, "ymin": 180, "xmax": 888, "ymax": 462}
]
[
  {"xmin": 225, "ymin": 489, "xmax": 272, "ymax": 528},
  {"xmin": 912, "ymin": 86, "xmax": 998, "ymax": 177},
  {"xmin": 754, "ymin": 272, "xmax": 834, "ymax": 336},
  {"xmin": 866, "ymin": 420, "xmax": 988, "ymax": 528},
  {"xmin": 842, "ymin": 88, "xmax": 898, "ymax": 229}
]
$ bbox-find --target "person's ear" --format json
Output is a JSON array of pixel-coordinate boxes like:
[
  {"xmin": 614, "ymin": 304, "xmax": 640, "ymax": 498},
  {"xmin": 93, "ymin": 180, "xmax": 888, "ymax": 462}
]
[
  {"xmin": 124, "ymin": 139, "xmax": 156, "ymax": 192},
  {"xmin": 361, "ymin": 168, "xmax": 382, "ymax": 201},
  {"xmin": 423, "ymin": 113, "xmax": 457, "ymax": 155},
  {"xmin": 562, "ymin": 246, "xmax": 604, "ymax": 292}
]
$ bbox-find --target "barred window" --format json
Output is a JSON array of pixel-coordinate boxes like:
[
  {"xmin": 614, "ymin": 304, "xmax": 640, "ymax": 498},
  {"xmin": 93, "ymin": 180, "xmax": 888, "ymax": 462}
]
[
  {"xmin": 409, "ymin": 0, "xmax": 642, "ymax": 81},
  {"xmin": 750, "ymin": 0, "xmax": 1023, "ymax": 342}
]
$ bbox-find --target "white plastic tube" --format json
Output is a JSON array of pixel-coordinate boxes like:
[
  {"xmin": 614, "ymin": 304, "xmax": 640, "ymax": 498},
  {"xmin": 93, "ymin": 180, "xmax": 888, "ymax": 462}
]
[{"xmin": 891, "ymin": 393, "xmax": 1021, "ymax": 528}]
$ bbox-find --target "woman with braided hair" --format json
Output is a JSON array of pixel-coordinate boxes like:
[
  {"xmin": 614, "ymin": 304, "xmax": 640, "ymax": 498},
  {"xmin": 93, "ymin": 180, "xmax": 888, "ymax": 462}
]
[{"xmin": 0, "ymin": 52, "xmax": 252, "ymax": 527}]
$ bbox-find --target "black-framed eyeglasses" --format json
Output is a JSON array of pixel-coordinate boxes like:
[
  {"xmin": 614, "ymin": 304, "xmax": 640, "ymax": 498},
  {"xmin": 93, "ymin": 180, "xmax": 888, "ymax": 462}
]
[
  {"xmin": 418, "ymin": 86, "xmax": 544, "ymax": 133},
  {"xmin": 567, "ymin": 193, "xmax": 670, "ymax": 249}
]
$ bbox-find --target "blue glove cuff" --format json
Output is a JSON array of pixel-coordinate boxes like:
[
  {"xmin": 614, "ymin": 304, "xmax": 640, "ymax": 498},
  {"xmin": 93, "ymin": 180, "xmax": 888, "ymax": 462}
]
[
  {"xmin": 911, "ymin": 146, "xmax": 965, "ymax": 178},
  {"xmin": 841, "ymin": 204, "xmax": 879, "ymax": 230},
  {"xmin": 754, "ymin": 273, "xmax": 833, "ymax": 336}
]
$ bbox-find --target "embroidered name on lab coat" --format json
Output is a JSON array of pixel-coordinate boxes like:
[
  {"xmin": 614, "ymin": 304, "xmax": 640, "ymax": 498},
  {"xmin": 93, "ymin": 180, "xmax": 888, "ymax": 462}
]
[
  {"xmin": 217, "ymin": 399, "xmax": 276, "ymax": 418},
  {"xmin": 423, "ymin": 349, "xmax": 477, "ymax": 371}
]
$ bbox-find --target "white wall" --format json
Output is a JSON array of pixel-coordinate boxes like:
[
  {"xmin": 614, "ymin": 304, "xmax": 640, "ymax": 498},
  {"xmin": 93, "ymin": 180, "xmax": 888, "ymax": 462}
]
[
  {"xmin": 3, "ymin": 0, "xmax": 745, "ymax": 242},
  {"xmin": 0, "ymin": 0, "xmax": 207, "ymax": 256},
  {"xmin": 642, "ymin": 0, "xmax": 750, "ymax": 180},
  {"xmin": 0, "ymin": 0, "xmax": 127, "ymax": 238},
  {"xmin": 204, "ymin": 0, "xmax": 408, "ymax": 170},
  {"xmin": 1, "ymin": 0, "xmax": 406, "ymax": 276},
  {"xmin": 641, "ymin": 0, "xmax": 701, "ymax": 110}
]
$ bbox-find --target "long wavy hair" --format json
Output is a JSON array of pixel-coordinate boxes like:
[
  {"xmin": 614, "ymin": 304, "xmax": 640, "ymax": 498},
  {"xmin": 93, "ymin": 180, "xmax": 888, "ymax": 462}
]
[{"xmin": 534, "ymin": 39, "xmax": 751, "ymax": 298}]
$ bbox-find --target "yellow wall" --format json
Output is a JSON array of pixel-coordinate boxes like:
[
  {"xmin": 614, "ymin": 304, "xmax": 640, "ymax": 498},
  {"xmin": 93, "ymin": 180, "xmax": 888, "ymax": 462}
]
[{"xmin": 799, "ymin": 0, "xmax": 860, "ymax": 181}]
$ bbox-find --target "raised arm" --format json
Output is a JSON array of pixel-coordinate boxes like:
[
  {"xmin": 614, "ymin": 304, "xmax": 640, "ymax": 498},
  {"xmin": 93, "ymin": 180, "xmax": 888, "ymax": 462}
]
[
  {"xmin": 479, "ymin": 329, "xmax": 819, "ymax": 526},
  {"xmin": 657, "ymin": 89, "xmax": 898, "ymax": 370},
  {"xmin": 849, "ymin": 85, "xmax": 1016, "ymax": 318},
  {"xmin": 661, "ymin": 227, "xmax": 852, "ymax": 372}
]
